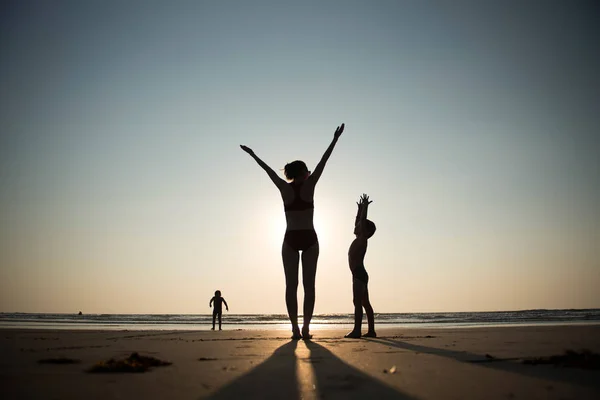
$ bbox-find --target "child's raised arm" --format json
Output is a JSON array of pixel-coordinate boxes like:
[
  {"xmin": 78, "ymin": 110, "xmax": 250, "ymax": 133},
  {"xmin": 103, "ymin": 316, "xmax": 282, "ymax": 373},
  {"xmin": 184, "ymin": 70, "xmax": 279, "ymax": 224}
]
[
  {"xmin": 354, "ymin": 199, "xmax": 363, "ymax": 227},
  {"xmin": 359, "ymin": 193, "xmax": 372, "ymax": 223}
]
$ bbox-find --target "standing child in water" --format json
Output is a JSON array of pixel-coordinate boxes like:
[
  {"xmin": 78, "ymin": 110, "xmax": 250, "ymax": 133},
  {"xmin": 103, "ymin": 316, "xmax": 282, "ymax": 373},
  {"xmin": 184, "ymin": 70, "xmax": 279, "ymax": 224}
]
[
  {"xmin": 345, "ymin": 194, "xmax": 377, "ymax": 338},
  {"xmin": 209, "ymin": 290, "xmax": 229, "ymax": 330}
]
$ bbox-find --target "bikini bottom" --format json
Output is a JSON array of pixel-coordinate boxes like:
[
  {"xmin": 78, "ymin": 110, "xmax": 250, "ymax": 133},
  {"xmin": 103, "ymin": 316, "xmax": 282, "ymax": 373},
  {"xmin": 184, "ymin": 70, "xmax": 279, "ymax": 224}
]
[{"xmin": 284, "ymin": 229, "xmax": 318, "ymax": 251}]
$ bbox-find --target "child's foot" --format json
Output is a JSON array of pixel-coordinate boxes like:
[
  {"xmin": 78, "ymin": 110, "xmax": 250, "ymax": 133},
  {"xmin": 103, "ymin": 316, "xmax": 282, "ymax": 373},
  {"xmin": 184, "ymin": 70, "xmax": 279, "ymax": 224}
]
[
  {"xmin": 363, "ymin": 331, "xmax": 377, "ymax": 338},
  {"xmin": 344, "ymin": 330, "xmax": 361, "ymax": 339},
  {"xmin": 301, "ymin": 326, "xmax": 312, "ymax": 340},
  {"xmin": 291, "ymin": 327, "xmax": 302, "ymax": 340},
  {"xmin": 219, "ymin": 327, "xmax": 222, "ymax": 331},
  {"xmin": 211, "ymin": 327, "xmax": 215, "ymax": 331}
]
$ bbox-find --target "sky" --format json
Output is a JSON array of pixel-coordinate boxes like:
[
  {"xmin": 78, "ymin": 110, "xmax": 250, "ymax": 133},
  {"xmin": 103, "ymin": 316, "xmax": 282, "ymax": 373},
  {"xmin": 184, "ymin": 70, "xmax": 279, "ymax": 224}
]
[{"xmin": 1, "ymin": 0, "xmax": 599, "ymax": 315}]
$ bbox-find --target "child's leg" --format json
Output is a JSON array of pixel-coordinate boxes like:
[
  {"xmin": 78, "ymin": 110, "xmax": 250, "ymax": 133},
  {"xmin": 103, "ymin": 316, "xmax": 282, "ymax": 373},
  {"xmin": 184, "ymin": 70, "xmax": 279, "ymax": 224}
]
[
  {"xmin": 362, "ymin": 286, "xmax": 376, "ymax": 337},
  {"xmin": 212, "ymin": 311, "xmax": 216, "ymax": 330},
  {"xmin": 345, "ymin": 278, "xmax": 365, "ymax": 338},
  {"xmin": 218, "ymin": 311, "xmax": 222, "ymax": 330}
]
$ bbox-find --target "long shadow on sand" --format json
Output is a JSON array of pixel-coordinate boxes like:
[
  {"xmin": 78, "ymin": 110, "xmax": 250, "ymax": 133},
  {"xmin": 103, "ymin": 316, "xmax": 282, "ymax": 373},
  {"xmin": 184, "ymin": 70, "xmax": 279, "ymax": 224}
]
[
  {"xmin": 207, "ymin": 340, "xmax": 300, "ymax": 400},
  {"xmin": 207, "ymin": 339, "xmax": 415, "ymax": 399},
  {"xmin": 304, "ymin": 340, "xmax": 414, "ymax": 399},
  {"xmin": 367, "ymin": 338, "xmax": 600, "ymax": 390}
]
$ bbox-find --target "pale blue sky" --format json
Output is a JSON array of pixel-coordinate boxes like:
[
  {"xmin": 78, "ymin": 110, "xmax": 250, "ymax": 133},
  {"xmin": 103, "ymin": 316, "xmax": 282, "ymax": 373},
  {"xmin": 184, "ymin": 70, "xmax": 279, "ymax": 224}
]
[{"xmin": 1, "ymin": 1, "xmax": 598, "ymax": 314}]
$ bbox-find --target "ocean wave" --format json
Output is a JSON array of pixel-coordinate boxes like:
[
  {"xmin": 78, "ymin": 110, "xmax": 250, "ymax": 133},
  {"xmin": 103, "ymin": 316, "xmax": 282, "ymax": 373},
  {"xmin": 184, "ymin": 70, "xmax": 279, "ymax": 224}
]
[{"xmin": 1, "ymin": 309, "xmax": 599, "ymax": 328}]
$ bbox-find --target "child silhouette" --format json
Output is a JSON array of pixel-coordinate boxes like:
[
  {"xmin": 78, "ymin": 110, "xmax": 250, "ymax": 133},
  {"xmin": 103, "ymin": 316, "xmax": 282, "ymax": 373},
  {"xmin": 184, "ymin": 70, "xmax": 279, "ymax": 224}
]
[
  {"xmin": 209, "ymin": 290, "xmax": 229, "ymax": 330},
  {"xmin": 345, "ymin": 194, "xmax": 377, "ymax": 338}
]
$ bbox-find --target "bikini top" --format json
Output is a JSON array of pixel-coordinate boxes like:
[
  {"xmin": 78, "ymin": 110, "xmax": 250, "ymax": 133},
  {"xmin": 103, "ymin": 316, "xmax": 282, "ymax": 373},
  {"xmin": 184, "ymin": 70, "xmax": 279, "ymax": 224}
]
[{"xmin": 283, "ymin": 182, "xmax": 314, "ymax": 212}]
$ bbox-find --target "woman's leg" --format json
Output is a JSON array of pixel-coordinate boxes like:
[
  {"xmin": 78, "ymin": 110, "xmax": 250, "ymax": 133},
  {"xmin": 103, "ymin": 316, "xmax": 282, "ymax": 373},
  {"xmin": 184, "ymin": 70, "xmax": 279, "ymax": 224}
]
[
  {"xmin": 282, "ymin": 241, "xmax": 300, "ymax": 336},
  {"xmin": 301, "ymin": 242, "xmax": 319, "ymax": 337}
]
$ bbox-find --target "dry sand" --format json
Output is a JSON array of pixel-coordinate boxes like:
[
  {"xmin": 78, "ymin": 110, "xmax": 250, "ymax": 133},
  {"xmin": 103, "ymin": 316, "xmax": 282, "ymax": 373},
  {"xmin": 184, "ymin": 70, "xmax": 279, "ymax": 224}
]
[{"xmin": 2, "ymin": 325, "xmax": 600, "ymax": 399}]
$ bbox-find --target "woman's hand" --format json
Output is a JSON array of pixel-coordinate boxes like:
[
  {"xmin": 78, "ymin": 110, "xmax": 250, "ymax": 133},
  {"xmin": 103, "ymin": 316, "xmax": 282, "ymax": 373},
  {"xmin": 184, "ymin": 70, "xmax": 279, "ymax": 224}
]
[
  {"xmin": 240, "ymin": 145, "xmax": 255, "ymax": 156},
  {"xmin": 334, "ymin": 123, "xmax": 345, "ymax": 139}
]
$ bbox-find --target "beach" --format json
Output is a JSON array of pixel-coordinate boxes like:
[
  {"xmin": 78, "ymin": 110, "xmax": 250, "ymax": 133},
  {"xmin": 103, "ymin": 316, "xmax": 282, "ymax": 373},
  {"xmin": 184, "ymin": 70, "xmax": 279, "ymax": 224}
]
[{"xmin": 2, "ymin": 325, "xmax": 600, "ymax": 399}]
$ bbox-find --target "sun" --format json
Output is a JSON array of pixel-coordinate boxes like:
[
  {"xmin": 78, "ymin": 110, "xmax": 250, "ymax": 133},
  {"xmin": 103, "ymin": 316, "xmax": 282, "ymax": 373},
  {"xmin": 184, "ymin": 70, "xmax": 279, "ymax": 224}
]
[
  {"xmin": 313, "ymin": 218, "xmax": 331, "ymax": 246},
  {"xmin": 263, "ymin": 209, "xmax": 335, "ymax": 251},
  {"xmin": 257, "ymin": 191, "xmax": 344, "ymax": 252},
  {"xmin": 267, "ymin": 212, "xmax": 287, "ymax": 250}
]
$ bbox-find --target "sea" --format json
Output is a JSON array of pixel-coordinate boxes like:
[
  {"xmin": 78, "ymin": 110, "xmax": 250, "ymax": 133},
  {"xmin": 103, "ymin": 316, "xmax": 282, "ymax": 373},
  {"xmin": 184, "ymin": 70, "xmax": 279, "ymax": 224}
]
[{"xmin": 1, "ymin": 309, "xmax": 599, "ymax": 331}]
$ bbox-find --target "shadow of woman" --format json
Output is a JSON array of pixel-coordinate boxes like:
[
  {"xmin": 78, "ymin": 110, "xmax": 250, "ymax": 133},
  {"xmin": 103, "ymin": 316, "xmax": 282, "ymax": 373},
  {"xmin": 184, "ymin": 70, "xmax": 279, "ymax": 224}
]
[
  {"xmin": 304, "ymin": 340, "xmax": 416, "ymax": 399},
  {"xmin": 207, "ymin": 340, "xmax": 300, "ymax": 400},
  {"xmin": 207, "ymin": 339, "xmax": 415, "ymax": 400}
]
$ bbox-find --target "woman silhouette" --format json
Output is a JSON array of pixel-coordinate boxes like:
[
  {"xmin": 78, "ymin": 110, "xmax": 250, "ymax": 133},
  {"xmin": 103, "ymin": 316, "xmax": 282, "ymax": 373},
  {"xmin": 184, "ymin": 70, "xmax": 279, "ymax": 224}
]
[{"xmin": 240, "ymin": 123, "xmax": 344, "ymax": 339}]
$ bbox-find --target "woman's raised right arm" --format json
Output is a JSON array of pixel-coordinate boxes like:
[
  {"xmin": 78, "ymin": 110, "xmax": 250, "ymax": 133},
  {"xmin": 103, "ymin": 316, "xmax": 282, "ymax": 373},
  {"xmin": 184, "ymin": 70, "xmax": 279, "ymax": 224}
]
[{"xmin": 240, "ymin": 145, "xmax": 286, "ymax": 189}]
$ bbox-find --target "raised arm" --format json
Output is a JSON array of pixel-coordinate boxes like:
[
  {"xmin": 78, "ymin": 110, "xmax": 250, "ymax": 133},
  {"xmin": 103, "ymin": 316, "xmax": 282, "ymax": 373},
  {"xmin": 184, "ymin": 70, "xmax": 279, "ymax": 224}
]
[
  {"xmin": 358, "ymin": 193, "xmax": 372, "ymax": 224},
  {"xmin": 240, "ymin": 145, "xmax": 286, "ymax": 189},
  {"xmin": 354, "ymin": 199, "xmax": 362, "ymax": 227},
  {"xmin": 310, "ymin": 123, "xmax": 344, "ymax": 184}
]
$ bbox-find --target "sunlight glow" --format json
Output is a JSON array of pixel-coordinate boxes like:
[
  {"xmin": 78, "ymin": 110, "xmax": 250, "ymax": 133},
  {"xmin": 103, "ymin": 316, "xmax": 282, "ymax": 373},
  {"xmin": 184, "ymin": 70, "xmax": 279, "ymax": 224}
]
[
  {"xmin": 313, "ymin": 218, "xmax": 331, "ymax": 246},
  {"xmin": 265, "ymin": 207, "xmax": 286, "ymax": 251},
  {"xmin": 2, "ymin": 1, "xmax": 598, "ymax": 314},
  {"xmin": 295, "ymin": 342, "xmax": 318, "ymax": 400}
]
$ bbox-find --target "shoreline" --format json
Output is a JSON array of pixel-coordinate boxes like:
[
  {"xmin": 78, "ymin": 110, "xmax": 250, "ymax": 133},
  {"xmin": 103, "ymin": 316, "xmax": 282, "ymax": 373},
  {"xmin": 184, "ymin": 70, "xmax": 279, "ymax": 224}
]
[
  {"xmin": 2, "ymin": 320, "xmax": 600, "ymax": 332},
  {"xmin": 3, "ymin": 324, "xmax": 600, "ymax": 399}
]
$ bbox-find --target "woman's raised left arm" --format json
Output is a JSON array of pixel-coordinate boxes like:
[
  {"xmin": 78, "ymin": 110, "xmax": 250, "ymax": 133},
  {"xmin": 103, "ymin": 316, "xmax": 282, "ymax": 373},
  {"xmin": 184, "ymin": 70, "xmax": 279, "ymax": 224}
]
[{"xmin": 310, "ymin": 123, "xmax": 344, "ymax": 184}]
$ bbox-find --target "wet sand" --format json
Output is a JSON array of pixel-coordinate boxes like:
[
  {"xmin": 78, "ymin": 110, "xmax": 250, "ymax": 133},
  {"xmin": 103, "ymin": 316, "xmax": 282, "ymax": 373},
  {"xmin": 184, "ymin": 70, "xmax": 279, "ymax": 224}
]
[{"xmin": 2, "ymin": 325, "xmax": 600, "ymax": 399}]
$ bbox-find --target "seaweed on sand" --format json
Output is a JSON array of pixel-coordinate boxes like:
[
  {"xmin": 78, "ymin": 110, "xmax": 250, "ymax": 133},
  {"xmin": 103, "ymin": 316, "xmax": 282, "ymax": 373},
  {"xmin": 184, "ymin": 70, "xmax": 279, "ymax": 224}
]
[
  {"xmin": 88, "ymin": 352, "xmax": 172, "ymax": 373},
  {"xmin": 522, "ymin": 349, "xmax": 600, "ymax": 370},
  {"xmin": 38, "ymin": 357, "xmax": 81, "ymax": 364}
]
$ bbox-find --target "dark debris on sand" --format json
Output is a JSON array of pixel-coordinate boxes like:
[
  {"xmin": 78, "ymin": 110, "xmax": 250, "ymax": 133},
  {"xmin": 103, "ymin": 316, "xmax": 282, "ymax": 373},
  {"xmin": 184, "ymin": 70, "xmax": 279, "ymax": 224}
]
[
  {"xmin": 198, "ymin": 357, "xmax": 218, "ymax": 361},
  {"xmin": 88, "ymin": 352, "xmax": 172, "ymax": 373},
  {"xmin": 38, "ymin": 357, "xmax": 81, "ymax": 364},
  {"xmin": 522, "ymin": 349, "xmax": 600, "ymax": 370}
]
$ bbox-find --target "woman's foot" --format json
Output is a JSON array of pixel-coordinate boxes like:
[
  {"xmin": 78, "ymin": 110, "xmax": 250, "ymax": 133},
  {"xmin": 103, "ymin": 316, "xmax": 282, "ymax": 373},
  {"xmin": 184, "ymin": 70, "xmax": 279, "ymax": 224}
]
[
  {"xmin": 301, "ymin": 326, "xmax": 312, "ymax": 340},
  {"xmin": 363, "ymin": 330, "xmax": 377, "ymax": 338},
  {"xmin": 345, "ymin": 330, "xmax": 361, "ymax": 339},
  {"xmin": 291, "ymin": 327, "xmax": 302, "ymax": 340}
]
